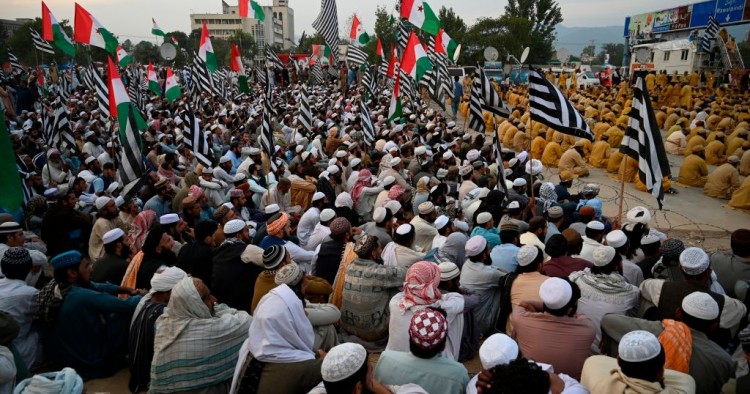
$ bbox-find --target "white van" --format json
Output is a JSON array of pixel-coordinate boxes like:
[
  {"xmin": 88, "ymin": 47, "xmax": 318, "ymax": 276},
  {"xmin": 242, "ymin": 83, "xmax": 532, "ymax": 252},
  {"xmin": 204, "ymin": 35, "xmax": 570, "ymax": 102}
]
[{"xmin": 577, "ymin": 70, "xmax": 600, "ymax": 88}]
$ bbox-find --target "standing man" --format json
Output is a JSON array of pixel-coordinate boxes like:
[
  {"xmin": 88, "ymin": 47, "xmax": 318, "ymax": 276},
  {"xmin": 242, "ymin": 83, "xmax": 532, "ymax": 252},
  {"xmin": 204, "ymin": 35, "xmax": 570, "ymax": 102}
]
[{"xmin": 452, "ymin": 76, "xmax": 463, "ymax": 118}]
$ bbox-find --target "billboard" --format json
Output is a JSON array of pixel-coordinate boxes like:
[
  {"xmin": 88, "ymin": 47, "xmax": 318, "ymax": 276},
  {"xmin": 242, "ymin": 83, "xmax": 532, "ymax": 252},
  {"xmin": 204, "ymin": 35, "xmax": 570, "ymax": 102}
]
[
  {"xmin": 624, "ymin": 0, "xmax": 750, "ymax": 36},
  {"xmin": 714, "ymin": 0, "xmax": 746, "ymax": 24}
]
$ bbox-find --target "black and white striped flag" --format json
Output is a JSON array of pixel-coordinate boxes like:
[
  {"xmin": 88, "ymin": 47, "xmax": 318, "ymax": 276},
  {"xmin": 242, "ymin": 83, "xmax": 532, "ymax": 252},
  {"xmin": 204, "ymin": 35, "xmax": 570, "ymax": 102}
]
[
  {"xmin": 479, "ymin": 66, "xmax": 509, "ymax": 117},
  {"xmin": 359, "ymin": 100, "xmax": 375, "ymax": 145},
  {"xmin": 260, "ymin": 73, "xmax": 276, "ymax": 170},
  {"xmin": 701, "ymin": 15, "xmax": 719, "ymax": 53},
  {"xmin": 620, "ymin": 77, "xmax": 670, "ymax": 209},
  {"xmin": 89, "ymin": 64, "xmax": 111, "ymax": 118},
  {"xmin": 82, "ymin": 67, "xmax": 95, "ymax": 92},
  {"xmin": 30, "ymin": 29, "xmax": 55, "ymax": 55},
  {"xmin": 7, "ymin": 51, "xmax": 23, "ymax": 75},
  {"xmin": 15, "ymin": 155, "xmax": 34, "ymax": 204},
  {"xmin": 311, "ymin": 62, "xmax": 324, "ymax": 85},
  {"xmin": 528, "ymin": 67, "xmax": 593, "ymax": 140},
  {"xmin": 378, "ymin": 55, "xmax": 389, "ymax": 84},
  {"xmin": 183, "ymin": 105, "xmax": 212, "ymax": 167},
  {"xmin": 58, "ymin": 71, "xmax": 70, "ymax": 102},
  {"xmin": 299, "ymin": 86, "xmax": 313, "ymax": 134},
  {"xmin": 435, "ymin": 53, "xmax": 452, "ymax": 105},
  {"xmin": 469, "ymin": 77, "xmax": 485, "ymax": 132},
  {"xmin": 346, "ymin": 45, "xmax": 368, "ymax": 67},
  {"xmin": 312, "ymin": 0, "xmax": 340, "ymax": 62},
  {"xmin": 397, "ymin": 19, "xmax": 410, "ymax": 56},
  {"xmin": 255, "ymin": 66, "xmax": 267, "ymax": 86},
  {"xmin": 42, "ymin": 98, "xmax": 77, "ymax": 153},
  {"xmin": 266, "ymin": 46, "xmax": 284, "ymax": 70},
  {"xmin": 192, "ymin": 52, "xmax": 215, "ymax": 95},
  {"xmin": 362, "ymin": 64, "xmax": 377, "ymax": 100}
]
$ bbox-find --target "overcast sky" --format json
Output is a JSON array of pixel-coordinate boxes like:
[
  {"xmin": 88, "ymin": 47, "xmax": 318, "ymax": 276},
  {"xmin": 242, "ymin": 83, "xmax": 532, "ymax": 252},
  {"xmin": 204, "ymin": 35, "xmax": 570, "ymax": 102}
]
[{"xmin": 1, "ymin": 0, "xmax": 692, "ymax": 42}]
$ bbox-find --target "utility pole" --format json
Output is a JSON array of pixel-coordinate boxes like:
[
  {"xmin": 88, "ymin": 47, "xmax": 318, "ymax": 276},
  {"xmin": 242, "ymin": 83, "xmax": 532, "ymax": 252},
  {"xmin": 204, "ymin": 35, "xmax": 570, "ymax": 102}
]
[{"xmin": 588, "ymin": 39, "xmax": 596, "ymax": 65}]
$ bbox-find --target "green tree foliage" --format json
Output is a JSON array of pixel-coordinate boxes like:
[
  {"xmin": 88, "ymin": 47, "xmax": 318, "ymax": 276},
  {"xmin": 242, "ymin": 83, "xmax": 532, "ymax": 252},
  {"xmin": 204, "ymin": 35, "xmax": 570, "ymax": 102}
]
[
  {"xmin": 132, "ymin": 41, "xmax": 160, "ymax": 65},
  {"xmin": 297, "ymin": 32, "xmax": 325, "ymax": 54},
  {"xmin": 504, "ymin": 0, "xmax": 563, "ymax": 63},
  {"xmin": 596, "ymin": 43, "xmax": 625, "ymax": 66},
  {"xmin": 438, "ymin": 7, "xmax": 467, "ymax": 47},
  {"xmin": 463, "ymin": 17, "xmax": 508, "ymax": 65},
  {"xmin": 3, "ymin": 18, "xmax": 80, "ymax": 67},
  {"xmin": 581, "ymin": 45, "xmax": 595, "ymax": 57},
  {"xmin": 374, "ymin": 6, "xmax": 397, "ymax": 51}
]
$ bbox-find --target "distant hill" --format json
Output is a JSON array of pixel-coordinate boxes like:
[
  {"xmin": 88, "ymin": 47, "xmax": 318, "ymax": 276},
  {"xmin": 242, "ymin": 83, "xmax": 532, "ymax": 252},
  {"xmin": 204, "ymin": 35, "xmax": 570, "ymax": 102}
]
[{"xmin": 554, "ymin": 25, "xmax": 625, "ymax": 58}]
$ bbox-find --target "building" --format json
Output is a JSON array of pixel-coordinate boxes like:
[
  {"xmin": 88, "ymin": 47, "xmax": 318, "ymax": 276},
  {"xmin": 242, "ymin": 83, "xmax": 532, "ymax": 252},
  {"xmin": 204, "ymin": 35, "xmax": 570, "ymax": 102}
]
[
  {"xmin": 0, "ymin": 18, "xmax": 32, "ymax": 41},
  {"xmin": 189, "ymin": 0, "xmax": 294, "ymax": 56}
]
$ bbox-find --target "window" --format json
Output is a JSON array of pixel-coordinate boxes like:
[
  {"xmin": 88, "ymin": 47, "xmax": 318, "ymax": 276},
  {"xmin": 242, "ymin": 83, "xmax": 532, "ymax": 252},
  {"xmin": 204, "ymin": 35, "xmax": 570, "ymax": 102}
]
[
  {"xmin": 663, "ymin": 51, "xmax": 670, "ymax": 61},
  {"xmin": 681, "ymin": 49, "xmax": 689, "ymax": 61}
]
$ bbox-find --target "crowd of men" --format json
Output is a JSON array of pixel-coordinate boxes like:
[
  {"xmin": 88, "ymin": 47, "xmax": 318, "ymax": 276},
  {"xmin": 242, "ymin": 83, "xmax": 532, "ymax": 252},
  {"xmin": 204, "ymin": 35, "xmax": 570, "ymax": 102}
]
[{"xmin": 0, "ymin": 56, "xmax": 749, "ymax": 394}]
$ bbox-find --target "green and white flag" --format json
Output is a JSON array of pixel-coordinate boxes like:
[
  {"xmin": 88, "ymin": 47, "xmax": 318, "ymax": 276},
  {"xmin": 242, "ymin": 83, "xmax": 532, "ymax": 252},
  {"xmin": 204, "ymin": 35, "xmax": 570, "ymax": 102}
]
[
  {"xmin": 400, "ymin": 0, "xmax": 441, "ymax": 36},
  {"xmin": 42, "ymin": 2, "xmax": 76, "ymax": 57},
  {"xmin": 198, "ymin": 22, "xmax": 218, "ymax": 73},
  {"xmin": 152, "ymin": 18, "xmax": 166, "ymax": 36},
  {"xmin": 116, "ymin": 45, "xmax": 132, "ymax": 67},
  {"xmin": 165, "ymin": 68, "xmax": 181, "ymax": 103}
]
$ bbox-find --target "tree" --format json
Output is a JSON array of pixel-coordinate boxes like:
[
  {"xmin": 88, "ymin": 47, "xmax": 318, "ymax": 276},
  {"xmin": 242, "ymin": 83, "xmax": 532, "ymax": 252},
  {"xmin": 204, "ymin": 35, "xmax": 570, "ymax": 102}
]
[
  {"xmin": 228, "ymin": 30, "xmax": 258, "ymax": 63},
  {"xmin": 4, "ymin": 18, "xmax": 79, "ymax": 67},
  {"xmin": 373, "ymin": 6, "xmax": 397, "ymax": 51},
  {"xmin": 596, "ymin": 43, "xmax": 625, "ymax": 66},
  {"xmin": 132, "ymin": 41, "xmax": 160, "ymax": 65},
  {"xmin": 504, "ymin": 0, "xmax": 563, "ymax": 63},
  {"xmin": 438, "ymin": 7, "xmax": 467, "ymax": 47},
  {"xmin": 297, "ymin": 32, "xmax": 325, "ymax": 54},
  {"xmin": 463, "ymin": 17, "xmax": 506, "ymax": 65},
  {"xmin": 581, "ymin": 45, "xmax": 595, "ymax": 57}
]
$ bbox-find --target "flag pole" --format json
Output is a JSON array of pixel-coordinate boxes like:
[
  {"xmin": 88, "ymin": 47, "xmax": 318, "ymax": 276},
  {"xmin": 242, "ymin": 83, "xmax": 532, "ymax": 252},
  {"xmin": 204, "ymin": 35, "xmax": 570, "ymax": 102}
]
[{"xmin": 615, "ymin": 154, "xmax": 627, "ymax": 230}]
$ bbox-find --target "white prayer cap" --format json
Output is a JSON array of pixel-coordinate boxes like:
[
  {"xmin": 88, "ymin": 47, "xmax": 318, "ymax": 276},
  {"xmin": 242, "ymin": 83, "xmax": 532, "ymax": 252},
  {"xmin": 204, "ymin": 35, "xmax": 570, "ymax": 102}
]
[
  {"xmin": 382, "ymin": 176, "xmax": 396, "ymax": 186},
  {"xmin": 322, "ymin": 343, "xmax": 368, "ymax": 383},
  {"xmin": 539, "ymin": 277, "xmax": 573, "ymax": 310},
  {"xmin": 264, "ymin": 204, "xmax": 280, "ymax": 214},
  {"xmin": 626, "ymin": 206, "xmax": 652, "ymax": 224},
  {"xmin": 160, "ymin": 213, "xmax": 179, "ymax": 225},
  {"xmin": 679, "ymin": 247, "xmax": 710, "ymax": 276},
  {"xmin": 102, "ymin": 228, "xmax": 125, "ymax": 245},
  {"xmin": 436, "ymin": 168, "xmax": 449, "ymax": 179},
  {"xmin": 295, "ymin": 145, "xmax": 304, "ymax": 153},
  {"xmin": 512, "ymin": 178, "xmax": 527, "ymax": 187},
  {"xmin": 439, "ymin": 262, "xmax": 460, "ymax": 281},
  {"xmin": 434, "ymin": 215, "xmax": 450, "ymax": 230},
  {"xmin": 681, "ymin": 291, "xmax": 719, "ymax": 320},
  {"xmin": 384, "ymin": 141, "xmax": 398, "ymax": 152},
  {"xmin": 467, "ymin": 149, "xmax": 480, "ymax": 162},
  {"xmin": 605, "ymin": 230, "xmax": 628, "ymax": 248},
  {"xmin": 327, "ymin": 165, "xmax": 340, "ymax": 175},
  {"xmin": 106, "ymin": 182, "xmax": 120, "ymax": 194},
  {"xmin": 476, "ymin": 212, "xmax": 493, "ymax": 225},
  {"xmin": 114, "ymin": 196, "xmax": 125, "ymax": 208},
  {"xmin": 95, "ymin": 196, "xmax": 112, "ymax": 211},
  {"xmin": 517, "ymin": 245, "xmax": 540, "ymax": 266},
  {"xmin": 442, "ymin": 151, "xmax": 454, "ymax": 160},
  {"xmin": 83, "ymin": 130, "xmax": 95, "ymax": 139},
  {"xmin": 641, "ymin": 234, "xmax": 660, "ymax": 246},
  {"xmin": 415, "ymin": 146, "xmax": 427, "ymax": 155},
  {"xmin": 85, "ymin": 156, "xmax": 97, "ymax": 165},
  {"xmin": 480, "ymin": 334, "xmax": 519, "ymax": 369},
  {"xmin": 219, "ymin": 156, "xmax": 231, "ymax": 164},
  {"xmin": 312, "ymin": 192, "xmax": 326, "ymax": 202},
  {"xmin": 447, "ymin": 121, "xmax": 456, "ymax": 128},
  {"xmin": 351, "ymin": 158, "xmax": 362, "ymax": 167},
  {"xmin": 460, "ymin": 165, "xmax": 472, "ymax": 176},
  {"xmin": 151, "ymin": 267, "xmax": 188, "ymax": 292},
  {"xmin": 586, "ymin": 221, "xmax": 605, "ymax": 231},
  {"xmin": 390, "ymin": 157, "xmax": 402, "ymax": 167},
  {"xmin": 592, "ymin": 245, "xmax": 617, "ymax": 267},
  {"xmin": 301, "ymin": 151, "xmax": 311, "ymax": 161},
  {"xmin": 396, "ymin": 223, "xmax": 412, "ymax": 235},
  {"xmin": 508, "ymin": 201, "xmax": 520, "ymax": 209},
  {"xmin": 328, "ymin": 158, "xmax": 338, "ymax": 167},
  {"xmin": 525, "ymin": 159, "xmax": 543, "ymax": 175},
  {"xmin": 318, "ymin": 171, "xmax": 330, "ymax": 180},
  {"xmin": 618, "ymin": 330, "xmax": 662, "ymax": 363},
  {"xmin": 320, "ymin": 209, "xmax": 336, "ymax": 222},
  {"xmin": 223, "ymin": 219, "xmax": 246, "ymax": 234},
  {"xmin": 454, "ymin": 220, "xmax": 469, "ymax": 232},
  {"xmin": 479, "ymin": 188, "xmax": 491, "ymax": 199},
  {"xmin": 384, "ymin": 200, "xmax": 401, "ymax": 214},
  {"xmin": 463, "ymin": 133, "xmax": 472, "ymax": 141},
  {"xmin": 233, "ymin": 173, "xmax": 247, "ymax": 182},
  {"xmin": 418, "ymin": 202, "xmax": 435, "ymax": 215},
  {"xmin": 203, "ymin": 167, "xmax": 214, "ymax": 174},
  {"xmin": 373, "ymin": 207, "xmax": 387, "ymax": 223},
  {"xmin": 465, "ymin": 236, "xmax": 487, "ymax": 257},
  {"xmin": 335, "ymin": 193, "xmax": 353, "ymax": 209},
  {"xmin": 28, "ymin": 250, "xmax": 47, "ymax": 266},
  {"xmin": 240, "ymin": 245, "xmax": 264, "ymax": 266}
]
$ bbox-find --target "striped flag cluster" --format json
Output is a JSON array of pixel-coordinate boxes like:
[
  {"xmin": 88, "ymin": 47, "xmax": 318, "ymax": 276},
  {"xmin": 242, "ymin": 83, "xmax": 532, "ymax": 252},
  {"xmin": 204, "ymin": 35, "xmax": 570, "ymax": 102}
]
[
  {"xmin": 88, "ymin": 64, "xmax": 111, "ymax": 118},
  {"xmin": 346, "ymin": 45, "xmax": 368, "ymax": 67},
  {"xmin": 7, "ymin": 51, "xmax": 23, "ymax": 75},
  {"xmin": 468, "ymin": 77, "xmax": 485, "ymax": 132},
  {"xmin": 42, "ymin": 98, "xmax": 77, "ymax": 153},
  {"xmin": 479, "ymin": 66, "xmax": 508, "ymax": 117},
  {"xmin": 30, "ymin": 29, "xmax": 55, "ymax": 55},
  {"xmin": 266, "ymin": 46, "xmax": 284, "ymax": 70},
  {"xmin": 621, "ymin": 77, "xmax": 671, "ymax": 209},
  {"xmin": 260, "ymin": 73, "xmax": 275, "ymax": 169},
  {"xmin": 701, "ymin": 15, "xmax": 719, "ymax": 53},
  {"xmin": 312, "ymin": 0, "xmax": 340, "ymax": 62},
  {"xmin": 420, "ymin": 36, "xmax": 451, "ymax": 110},
  {"xmin": 359, "ymin": 100, "xmax": 375, "ymax": 145},
  {"xmin": 192, "ymin": 52, "xmax": 215, "ymax": 95},
  {"xmin": 362, "ymin": 64, "xmax": 377, "ymax": 100},
  {"xmin": 299, "ymin": 86, "xmax": 313, "ymax": 134},
  {"xmin": 528, "ymin": 67, "xmax": 593, "ymax": 140},
  {"xmin": 182, "ymin": 106, "xmax": 212, "ymax": 167},
  {"xmin": 397, "ymin": 19, "xmax": 410, "ymax": 56}
]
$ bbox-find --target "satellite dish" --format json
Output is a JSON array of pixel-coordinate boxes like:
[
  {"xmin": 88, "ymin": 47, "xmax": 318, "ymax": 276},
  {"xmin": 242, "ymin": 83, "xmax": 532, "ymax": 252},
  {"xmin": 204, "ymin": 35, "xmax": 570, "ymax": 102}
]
[
  {"xmin": 484, "ymin": 47, "xmax": 499, "ymax": 62},
  {"xmin": 453, "ymin": 44, "xmax": 462, "ymax": 63},
  {"xmin": 159, "ymin": 43, "xmax": 177, "ymax": 61},
  {"xmin": 557, "ymin": 48, "xmax": 570, "ymax": 64},
  {"xmin": 520, "ymin": 47, "xmax": 530, "ymax": 64}
]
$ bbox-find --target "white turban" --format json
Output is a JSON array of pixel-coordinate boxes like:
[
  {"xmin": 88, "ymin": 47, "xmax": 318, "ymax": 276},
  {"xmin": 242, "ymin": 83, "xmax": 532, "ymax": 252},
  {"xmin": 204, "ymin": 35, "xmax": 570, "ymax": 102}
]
[{"xmin": 151, "ymin": 267, "xmax": 188, "ymax": 292}]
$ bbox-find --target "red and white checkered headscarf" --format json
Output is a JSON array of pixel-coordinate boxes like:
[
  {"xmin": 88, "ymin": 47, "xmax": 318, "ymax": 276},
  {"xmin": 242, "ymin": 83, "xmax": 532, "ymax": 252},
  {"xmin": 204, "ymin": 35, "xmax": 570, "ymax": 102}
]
[
  {"xmin": 399, "ymin": 261, "xmax": 442, "ymax": 313},
  {"xmin": 409, "ymin": 308, "xmax": 448, "ymax": 350}
]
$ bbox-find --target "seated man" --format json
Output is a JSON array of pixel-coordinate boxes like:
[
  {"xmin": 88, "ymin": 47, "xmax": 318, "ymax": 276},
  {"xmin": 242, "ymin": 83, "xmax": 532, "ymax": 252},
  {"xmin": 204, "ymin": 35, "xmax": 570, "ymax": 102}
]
[
  {"xmin": 558, "ymin": 141, "xmax": 590, "ymax": 177},
  {"xmin": 581, "ymin": 330, "xmax": 695, "ymax": 393},
  {"xmin": 128, "ymin": 267, "xmax": 187, "ymax": 393},
  {"xmin": 91, "ymin": 228, "xmax": 130, "ymax": 285},
  {"xmin": 460, "ymin": 236, "xmax": 504, "ymax": 336},
  {"xmin": 38, "ymin": 250, "xmax": 143, "ymax": 379},
  {"xmin": 678, "ymin": 145, "xmax": 709, "ymax": 187},
  {"xmin": 375, "ymin": 308, "xmax": 469, "ymax": 394},
  {"xmin": 511, "ymin": 277, "xmax": 596, "ymax": 380},
  {"xmin": 151, "ymin": 277, "xmax": 250, "ymax": 393},
  {"xmin": 0, "ymin": 248, "xmax": 41, "ymax": 369}
]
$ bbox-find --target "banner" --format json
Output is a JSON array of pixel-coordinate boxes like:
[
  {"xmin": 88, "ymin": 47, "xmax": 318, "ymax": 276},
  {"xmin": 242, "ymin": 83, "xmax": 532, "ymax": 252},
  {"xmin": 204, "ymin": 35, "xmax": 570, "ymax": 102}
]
[{"xmin": 715, "ymin": 0, "xmax": 746, "ymax": 24}]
